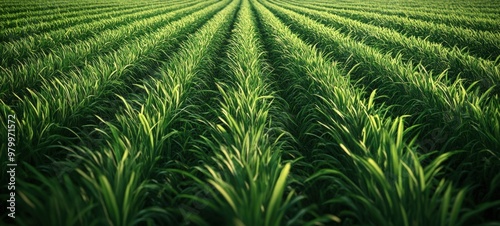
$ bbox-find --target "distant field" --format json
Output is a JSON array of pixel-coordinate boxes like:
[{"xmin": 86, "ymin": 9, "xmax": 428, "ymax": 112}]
[{"xmin": 1, "ymin": 0, "xmax": 499, "ymax": 225}]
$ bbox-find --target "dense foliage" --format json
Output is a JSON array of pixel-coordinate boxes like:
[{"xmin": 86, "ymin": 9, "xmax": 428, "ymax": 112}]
[{"xmin": 1, "ymin": 0, "xmax": 499, "ymax": 225}]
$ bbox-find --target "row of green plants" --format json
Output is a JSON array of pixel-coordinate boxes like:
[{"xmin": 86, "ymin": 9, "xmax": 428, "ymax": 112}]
[
  {"xmin": 301, "ymin": 0, "xmax": 500, "ymax": 31},
  {"xmin": 0, "ymin": 0, "xmax": 498, "ymax": 224},
  {"xmin": 0, "ymin": 2, "xmax": 161, "ymax": 42},
  {"xmin": 0, "ymin": 0, "xmax": 183, "ymax": 17},
  {"xmin": 0, "ymin": 2, "xmax": 115, "ymax": 20},
  {"xmin": 21, "ymin": 1, "xmax": 237, "ymax": 225},
  {"xmin": 251, "ymin": 0, "xmax": 494, "ymax": 225},
  {"xmin": 0, "ymin": 0, "xmax": 216, "ymax": 102},
  {"xmin": 265, "ymin": 2, "xmax": 498, "ymax": 150},
  {"xmin": 306, "ymin": 0, "xmax": 500, "ymax": 15},
  {"xmin": 263, "ymin": 0, "xmax": 500, "ymax": 157},
  {"xmin": 260, "ymin": 0, "xmax": 500, "ymax": 220},
  {"xmin": 0, "ymin": 0, "xmax": 229, "ymax": 181},
  {"xmin": 0, "ymin": 0, "xmax": 134, "ymax": 14},
  {"xmin": 0, "ymin": 0, "xmax": 192, "ymax": 26},
  {"xmin": 2, "ymin": 0, "xmax": 237, "ymax": 224},
  {"xmin": 270, "ymin": 0, "xmax": 499, "ymax": 94},
  {"xmin": 0, "ymin": 0, "xmax": 161, "ymax": 30},
  {"xmin": 180, "ymin": 0, "xmax": 308, "ymax": 224},
  {"xmin": 287, "ymin": 0, "xmax": 500, "ymax": 61},
  {"xmin": 0, "ymin": 0, "xmax": 201, "ymax": 68}
]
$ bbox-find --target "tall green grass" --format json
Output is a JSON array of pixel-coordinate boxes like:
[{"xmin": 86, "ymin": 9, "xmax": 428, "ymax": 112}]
[
  {"xmin": 184, "ymin": 0, "xmax": 308, "ymax": 224},
  {"xmin": 0, "ymin": 4, "xmax": 149, "ymax": 42},
  {"xmin": 293, "ymin": 0, "xmax": 500, "ymax": 32},
  {"xmin": 0, "ymin": 0, "xmax": 203, "ymax": 68},
  {"xmin": 0, "ymin": 0, "xmax": 228, "ymax": 166},
  {"xmin": 285, "ymin": 0, "xmax": 500, "ymax": 61},
  {"xmin": 14, "ymin": 0, "xmax": 238, "ymax": 224},
  {"xmin": 261, "ymin": 0, "xmax": 500, "ymax": 189},
  {"xmin": 0, "ymin": 0, "xmax": 216, "ymax": 102},
  {"xmin": 0, "ymin": 0, "xmax": 499, "ymax": 224},
  {"xmin": 253, "ymin": 0, "xmax": 499, "ymax": 224},
  {"xmin": 271, "ymin": 0, "xmax": 500, "ymax": 94}
]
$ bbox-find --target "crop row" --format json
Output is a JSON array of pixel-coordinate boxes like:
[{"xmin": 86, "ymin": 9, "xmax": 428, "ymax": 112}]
[
  {"xmin": 0, "ymin": 1, "xmax": 116, "ymax": 16},
  {"xmin": 287, "ymin": 0, "xmax": 500, "ymax": 61},
  {"xmin": 270, "ymin": 0, "xmax": 499, "ymax": 94},
  {"xmin": 306, "ymin": 0, "xmax": 500, "ymax": 15},
  {"xmin": 338, "ymin": 3, "xmax": 500, "ymax": 20},
  {"xmin": 12, "ymin": 0, "xmax": 240, "ymax": 224},
  {"xmin": 0, "ymin": 0, "xmax": 230, "ymax": 175},
  {"xmin": 0, "ymin": 0, "xmax": 170, "ymax": 15},
  {"xmin": 0, "ymin": 0, "xmax": 216, "ymax": 102},
  {"xmin": 0, "ymin": 2, "xmax": 172, "ymax": 42},
  {"xmin": 1, "ymin": 0, "xmax": 499, "ymax": 225},
  {"xmin": 302, "ymin": 0, "xmax": 500, "ymax": 31},
  {"xmin": 187, "ymin": 0, "xmax": 299, "ymax": 224},
  {"xmin": 252, "ymin": 0, "xmax": 488, "ymax": 225},
  {"xmin": 262, "ymin": 1, "xmax": 500, "ymax": 200},
  {"xmin": 0, "ymin": 0, "xmax": 206, "ymax": 68},
  {"xmin": 0, "ymin": 1, "xmax": 166, "ymax": 30}
]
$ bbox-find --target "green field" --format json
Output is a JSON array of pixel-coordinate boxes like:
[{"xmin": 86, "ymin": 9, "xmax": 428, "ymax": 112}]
[{"xmin": 1, "ymin": 0, "xmax": 500, "ymax": 225}]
